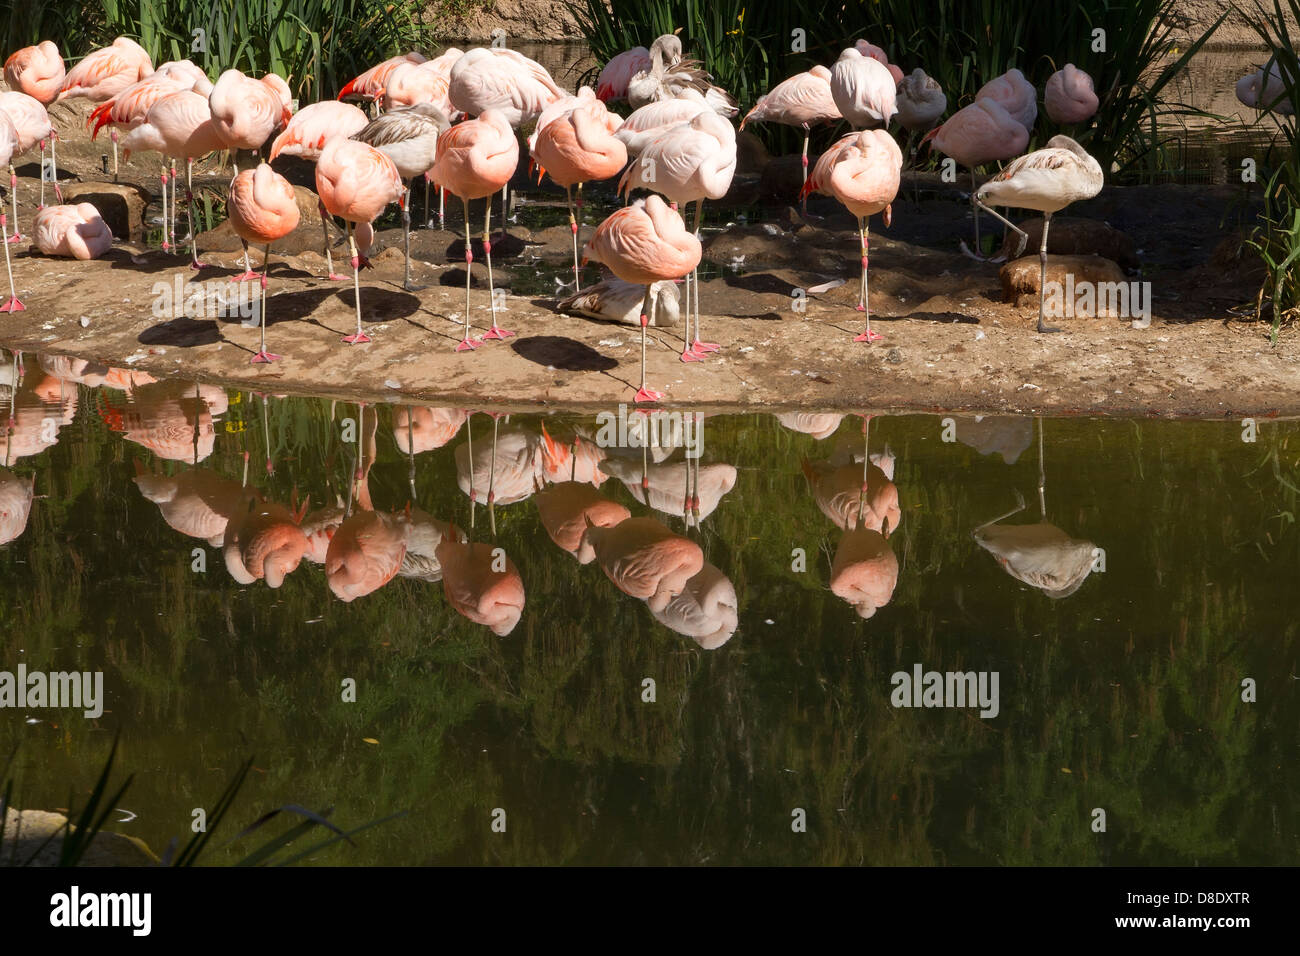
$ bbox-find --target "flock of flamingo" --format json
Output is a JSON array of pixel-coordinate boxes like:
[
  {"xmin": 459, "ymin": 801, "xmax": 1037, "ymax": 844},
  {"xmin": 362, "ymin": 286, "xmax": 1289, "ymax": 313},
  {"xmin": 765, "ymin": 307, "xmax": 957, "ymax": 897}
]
[
  {"xmin": 0, "ymin": 34, "xmax": 1288, "ymax": 399},
  {"xmin": 0, "ymin": 350, "xmax": 1099, "ymax": 641}
]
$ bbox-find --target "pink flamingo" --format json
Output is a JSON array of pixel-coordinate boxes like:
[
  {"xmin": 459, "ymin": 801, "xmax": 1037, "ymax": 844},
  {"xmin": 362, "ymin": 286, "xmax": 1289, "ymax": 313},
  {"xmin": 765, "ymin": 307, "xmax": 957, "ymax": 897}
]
[
  {"xmin": 775, "ymin": 412, "xmax": 845, "ymax": 440},
  {"xmin": 825, "ymin": 129, "xmax": 901, "ymax": 342},
  {"xmin": 975, "ymin": 68, "xmax": 1037, "ymax": 132},
  {"xmin": 435, "ymin": 529, "xmax": 526, "ymax": 635},
  {"xmin": 338, "ymin": 52, "xmax": 427, "ymax": 104},
  {"xmin": 33, "ymin": 203, "xmax": 113, "ymax": 259},
  {"xmin": 830, "ymin": 524, "xmax": 898, "ymax": 619},
  {"xmin": 393, "ymin": 406, "xmax": 466, "ymax": 453},
  {"xmin": 224, "ymin": 497, "xmax": 310, "ymax": 588},
  {"xmin": 315, "ymin": 137, "xmax": 405, "ymax": 344},
  {"xmin": 227, "ymin": 163, "xmax": 302, "ymax": 362},
  {"xmin": 741, "ymin": 65, "xmax": 841, "ymax": 212},
  {"xmin": 531, "ymin": 99, "xmax": 627, "ymax": 289},
  {"xmin": 121, "ymin": 90, "xmax": 225, "ymax": 266},
  {"xmin": 0, "ymin": 468, "xmax": 35, "ymax": 546},
  {"xmin": 618, "ymin": 110, "xmax": 736, "ymax": 361},
  {"xmin": 268, "ymin": 100, "xmax": 369, "ymax": 280},
  {"xmin": 133, "ymin": 464, "xmax": 258, "ymax": 546},
  {"xmin": 0, "ymin": 113, "xmax": 21, "ymax": 312},
  {"xmin": 596, "ymin": 46, "xmax": 651, "ymax": 102},
  {"xmin": 627, "ymin": 35, "xmax": 738, "ymax": 116},
  {"xmin": 922, "ymin": 98, "xmax": 1029, "ymax": 256},
  {"xmin": 583, "ymin": 195, "xmax": 702, "ymax": 402},
  {"xmin": 649, "ymin": 563, "xmax": 738, "ymax": 648},
  {"xmin": 429, "ymin": 108, "xmax": 519, "ymax": 350},
  {"xmin": 0, "ymin": 92, "xmax": 53, "ymax": 237},
  {"xmin": 852, "ymin": 39, "xmax": 905, "ymax": 84},
  {"xmin": 382, "ymin": 48, "xmax": 464, "ymax": 224},
  {"xmin": 1045, "ymin": 65, "xmax": 1099, "ymax": 125},
  {"xmin": 614, "ymin": 89, "xmax": 710, "ymax": 159},
  {"xmin": 4, "ymin": 42, "xmax": 65, "ymax": 105},
  {"xmin": 448, "ymin": 47, "xmax": 563, "ymax": 128},
  {"xmin": 536, "ymin": 482, "xmax": 629, "ymax": 561},
  {"xmin": 829, "ymin": 46, "xmax": 897, "ymax": 130},
  {"xmin": 972, "ymin": 135, "xmax": 1104, "ymax": 333},
  {"xmin": 57, "ymin": 37, "xmax": 153, "ymax": 178},
  {"xmin": 581, "ymin": 515, "xmax": 704, "ymax": 612}
]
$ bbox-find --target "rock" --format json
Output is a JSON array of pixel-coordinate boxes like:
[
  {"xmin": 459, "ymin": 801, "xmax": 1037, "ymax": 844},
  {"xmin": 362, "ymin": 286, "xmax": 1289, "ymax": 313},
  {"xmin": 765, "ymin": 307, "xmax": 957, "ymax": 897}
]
[
  {"xmin": 703, "ymin": 224, "xmax": 807, "ymax": 269},
  {"xmin": 997, "ymin": 216, "xmax": 1139, "ymax": 271},
  {"xmin": 759, "ymin": 155, "xmax": 809, "ymax": 204},
  {"xmin": 2, "ymin": 807, "xmax": 158, "ymax": 866},
  {"xmin": 61, "ymin": 182, "xmax": 150, "ymax": 242},
  {"xmin": 999, "ymin": 254, "xmax": 1130, "ymax": 316},
  {"xmin": 735, "ymin": 130, "xmax": 770, "ymax": 176}
]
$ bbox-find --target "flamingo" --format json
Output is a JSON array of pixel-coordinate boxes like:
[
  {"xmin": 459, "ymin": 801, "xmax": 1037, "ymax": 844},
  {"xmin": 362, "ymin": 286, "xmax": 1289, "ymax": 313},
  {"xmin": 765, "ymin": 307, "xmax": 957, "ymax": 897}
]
[
  {"xmin": 829, "ymin": 46, "xmax": 897, "ymax": 130},
  {"xmin": 581, "ymin": 515, "xmax": 704, "ymax": 612},
  {"xmin": 121, "ymin": 90, "xmax": 225, "ymax": 268},
  {"xmin": 315, "ymin": 137, "xmax": 405, "ymax": 344},
  {"xmin": 133, "ymin": 464, "xmax": 259, "ymax": 546},
  {"xmin": 801, "ymin": 453, "xmax": 900, "ymax": 533},
  {"xmin": 583, "ymin": 195, "xmax": 702, "ymax": 402},
  {"xmin": 224, "ymin": 496, "xmax": 310, "ymax": 588},
  {"xmin": 830, "ymin": 524, "xmax": 898, "ymax": 619},
  {"xmin": 775, "ymin": 412, "xmax": 845, "ymax": 440},
  {"xmin": 618, "ymin": 110, "xmax": 736, "ymax": 361},
  {"xmin": 397, "ymin": 506, "xmax": 463, "ymax": 581},
  {"xmin": 393, "ymin": 405, "xmax": 466, "ymax": 453},
  {"xmin": 1045, "ymin": 65, "xmax": 1099, "ymax": 125},
  {"xmin": 649, "ymin": 562, "xmax": 738, "ymax": 648},
  {"xmin": 33, "ymin": 203, "xmax": 112, "ymax": 259},
  {"xmin": 338, "ymin": 52, "xmax": 428, "ymax": 104},
  {"xmin": 0, "ymin": 92, "xmax": 53, "ymax": 237},
  {"xmin": 1237, "ymin": 63, "xmax": 1296, "ymax": 115},
  {"xmin": 381, "ymin": 49, "xmax": 463, "ymax": 224},
  {"xmin": 226, "ymin": 163, "xmax": 302, "ymax": 362},
  {"xmin": 601, "ymin": 456, "xmax": 737, "ymax": 523},
  {"xmin": 922, "ymin": 98, "xmax": 1029, "ymax": 256},
  {"xmin": 975, "ymin": 68, "xmax": 1037, "ymax": 133},
  {"xmin": 429, "ymin": 108, "xmax": 519, "ymax": 350},
  {"xmin": 351, "ymin": 103, "xmax": 450, "ymax": 290},
  {"xmin": 557, "ymin": 277, "xmax": 680, "ymax": 327},
  {"xmin": 435, "ymin": 529, "xmax": 526, "ymax": 635},
  {"xmin": 741, "ymin": 66, "xmax": 841, "ymax": 212},
  {"xmin": 0, "ymin": 113, "xmax": 21, "ymax": 312},
  {"xmin": 852, "ymin": 39, "xmax": 904, "ymax": 84},
  {"xmin": 99, "ymin": 380, "xmax": 222, "ymax": 463},
  {"xmin": 57, "ymin": 37, "xmax": 154, "ymax": 177},
  {"xmin": 627, "ymin": 35, "xmax": 738, "ymax": 116},
  {"xmin": 268, "ymin": 101, "xmax": 369, "ymax": 280},
  {"xmin": 536, "ymin": 482, "xmax": 630, "ymax": 562},
  {"xmin": 613, "ymin": 88, "xmax": 711, "ymax": 161},
  {"xmin": 825, "ymin": 129, "xmax": 902, "ymax": 342},
  {"xmin": 972, "ymin": 135, "xmax": 1104, "ymax": 333},
  {"xmin": 895, "ymin": 68, "xmax": 946, "ymax": 203},
  {"xmin": 596, "ymin": 46, "xmax": 650, "ymax": 102},
  {"xmin": 531, "ymin": 99, "xmax": 627, "ymax": 289},
  {"xmin": 0, "ymin": 468, "xmax": 34, "ymax": 546},
  {"xmin": 4, "ymin": 42, "xmax": 65, "ymax": 104}
]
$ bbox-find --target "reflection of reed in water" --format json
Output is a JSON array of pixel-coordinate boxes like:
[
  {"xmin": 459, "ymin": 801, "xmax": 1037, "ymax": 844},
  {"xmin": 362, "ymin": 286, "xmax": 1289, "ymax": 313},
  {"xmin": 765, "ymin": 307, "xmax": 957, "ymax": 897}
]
[{"xmin": 972, "ymin": 418, "xmax": 1097, "ymax": 599}]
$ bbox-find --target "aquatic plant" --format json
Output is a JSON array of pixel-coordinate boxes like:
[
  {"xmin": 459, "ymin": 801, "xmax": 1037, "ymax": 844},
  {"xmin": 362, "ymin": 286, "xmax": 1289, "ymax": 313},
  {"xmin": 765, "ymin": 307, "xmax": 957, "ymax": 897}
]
[
  {"xmin": 568, "ymin": 0, "xmax": 1222, "ymax": 175},
  {"xmin": 1238, "ymin": 0, "xmax": 1300, "ymax": 338}
]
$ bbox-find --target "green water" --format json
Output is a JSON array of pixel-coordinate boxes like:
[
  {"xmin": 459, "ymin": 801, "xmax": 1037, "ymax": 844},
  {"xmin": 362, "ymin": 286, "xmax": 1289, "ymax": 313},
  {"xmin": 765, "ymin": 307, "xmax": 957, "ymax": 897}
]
[{"xmin": 1, "ymin": 353, "xmax": 1297, "ymax": 865}]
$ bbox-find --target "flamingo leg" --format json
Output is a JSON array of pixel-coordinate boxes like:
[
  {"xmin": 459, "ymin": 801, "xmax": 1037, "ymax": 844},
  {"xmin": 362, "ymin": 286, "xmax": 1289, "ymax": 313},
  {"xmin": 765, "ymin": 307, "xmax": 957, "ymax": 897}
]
[
  {"xmin": 800, "ymin": 125, "xmax": 810, "ymax": 218},
  {"xmin": 481, "ymin": 201, "xmax": 512, "ymax": 339},
  {"xmin": 487, "ymin": 414, "xmax": 498, "ymax": 537},
  {"xmin": 438, "ymin": 185, "xmax": 445, "ymax": 230},
  {"xmin": 466, "ymin": 411, "xmax": 476, "ymax": 528},
  {"xmin": 160, "ymin": 167, "xmax": 170, "ymax": 252},
  {"xmin": 186, "ymin": 159, "xmax": 203, "ymax": 269},
  {"xmin": 169, "ymin": 160, "xmax": 178, "ymax": 254},
  {"xmin": 111, "ymin": 130, "xmax": 118, "ymax": 182},
  {"xmin": 422, "ymin": 174, "xmax": 430, "ymax": 230},
  {"xmin": 576, "ymin": 182, "xmax": 585, "ymax": 288},
  {"xmin": 971, "ymin": 168, "xmax": 980, "ymax": 256},
  {"xmin": 342, "ymin": 222, "xmax": 371, "ymax": 344},
  {"xmin": 252, "ymin": 244, "xmax": 280, "ymax": 363},
  {"xmin": 235, "ymin": 238, "xmax": 259, "ymax": 281},
  {"xmin": 1036, "ymin": 213, "xmax": 1060, "ymax": 334},
  {"xmin": 7, "ymin": 165, "xmax": 20, "ymax": 242},
  {"xmin": 0, "ymin": 213, "xmax": 24, "ymax": 312},
  {"xmin": 634, "ymin": 284, "xmax": 663, "ymax": 404},
  {"xmin": 319, "ymin": 200, "xmax": 345, "ymax": 281},
  {"xmin": 49, "ymin": 133, "xmax": 61, "ymax": 204},
  {"xmin": 455, "ymin": 196, "xmax": 479, "ymax": 351},
  {"xmin": 853, "ymin": 219, "xmax": 881, "ymax": 342},
  {"xmin": 565, "ymin": 184, "xmax": 579, "ymax": 291},
  {"xmin": 38, "ymin": 141, "xmax": 46, "ymax": 209},
  {"xmin": 680, "ymin": 261, "xmax": 699, "ymax": 362},
  {"xmin": 691, "ymin": 201, "xmax": 719, "ymax": 353},
  {"xmin": 401, "ymin": 183, "xmax": 423, "ymax": 292}
]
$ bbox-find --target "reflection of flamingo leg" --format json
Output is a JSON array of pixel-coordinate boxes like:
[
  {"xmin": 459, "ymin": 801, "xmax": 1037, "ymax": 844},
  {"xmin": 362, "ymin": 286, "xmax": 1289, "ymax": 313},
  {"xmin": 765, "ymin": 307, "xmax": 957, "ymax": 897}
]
[
  {"xmin": 487, "ymin": 414, "xmax": 498, "ymax": 537},
  {"xmin": 1037, "ymin": 417, "xmax": 1048, "ymax": 519},
  {"xmin": 973, "ymin": 489, "xmax": 1027, "ymax": 535},
  {"xmin": 466, "ymin": 411, "xmax": 476, "ymax": 529}
]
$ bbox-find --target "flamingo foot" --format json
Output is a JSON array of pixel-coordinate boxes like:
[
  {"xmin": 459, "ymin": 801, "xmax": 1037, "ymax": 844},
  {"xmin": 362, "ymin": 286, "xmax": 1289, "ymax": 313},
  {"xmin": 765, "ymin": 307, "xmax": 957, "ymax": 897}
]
[
  {"xmin": 482, "ymin": 326, "xmax": 514, "ymax": 340},
  {"xmin": 327, "ymin": 272, "xmax": 347, "ymax": 281},
  {"xmin": 634, "ymin": 387, "xmax": 664, "ymax": 404},
  {"xmin": 233, "ymin": 270, "xmax": 260, "ymax": 282},
  {"xmin": 250, "ymin": 350, "xmax": 280, "ymax": 364},
  {"xmin": 189, "ymin": 259, "xmax": 205, "ymax": 271},
  {"xmin": 853, "ymin": 329, "xmax": 883, "ymax": 343},
  {"xmin": 0, "ymin": 297, "xmax": 25, "ymax": 312},
  {"xmin": 680, "ymin": 348, "xmax": 702, "ymax": 363},
  {"xmin": 691, "ymin": 340, "xmax": 720, "ymax": 353},
  {"xmin": 455, "ymin": 337, "xmax": 482, "ymax": 352},
  {"xmin": 342, "ymin": 332, "xmax": 372, "ymax": 344}
]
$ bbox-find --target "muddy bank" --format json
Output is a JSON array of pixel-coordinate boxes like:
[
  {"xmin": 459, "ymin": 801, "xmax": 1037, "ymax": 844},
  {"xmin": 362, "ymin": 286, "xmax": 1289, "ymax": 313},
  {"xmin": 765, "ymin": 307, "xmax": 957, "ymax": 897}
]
[{"xmin": 2, "ymin": 98, "xmax": 1296, "ymax": 419}]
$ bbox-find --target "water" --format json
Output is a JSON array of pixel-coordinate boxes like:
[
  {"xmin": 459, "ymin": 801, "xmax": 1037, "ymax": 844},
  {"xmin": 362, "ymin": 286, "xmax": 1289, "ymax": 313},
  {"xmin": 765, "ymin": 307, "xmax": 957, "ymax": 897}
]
[{"xmin": 1, "ymin": 354, "xmax": 1297, "ymax": 865}]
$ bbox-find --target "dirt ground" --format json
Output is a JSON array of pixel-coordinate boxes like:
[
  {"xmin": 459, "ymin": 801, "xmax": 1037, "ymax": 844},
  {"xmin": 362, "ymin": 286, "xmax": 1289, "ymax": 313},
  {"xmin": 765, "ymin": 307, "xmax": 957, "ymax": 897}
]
[{"xmin": 1, "ymin": 97, "xmax": 1296, "ymax": 419}]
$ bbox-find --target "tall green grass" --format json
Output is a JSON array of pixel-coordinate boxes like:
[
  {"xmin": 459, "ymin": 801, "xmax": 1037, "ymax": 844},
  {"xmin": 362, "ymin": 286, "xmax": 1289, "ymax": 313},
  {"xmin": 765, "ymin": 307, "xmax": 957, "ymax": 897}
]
[
  {"xmin": 1239, "ymin": 0, "xmax": 1300, "ymax": 337},
  {"xmin": 568, "ymin": 0, "xmax": 1223, "ymax": 174},
  {"xmin": 2, "ymin": 0, "xmax": 431, "ymax": 103}
]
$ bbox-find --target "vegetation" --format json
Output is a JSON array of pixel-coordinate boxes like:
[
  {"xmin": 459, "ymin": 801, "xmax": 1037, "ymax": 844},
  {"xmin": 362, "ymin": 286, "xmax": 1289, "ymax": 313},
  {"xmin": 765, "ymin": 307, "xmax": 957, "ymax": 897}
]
[
  {"xmin": 1, "ymin": 374, "xmax": 1297, "ymax": 865},
  {"xmin": 568, "ymin": 0, "xmax": 1224, "ymax": 175},
  {"xmin": 1238, "ymin": 0, "xmax": 1300, "ymax": 338},
  {"xmin": 0, "ymin": 0, "xmax": 432, "ymax": 103}
]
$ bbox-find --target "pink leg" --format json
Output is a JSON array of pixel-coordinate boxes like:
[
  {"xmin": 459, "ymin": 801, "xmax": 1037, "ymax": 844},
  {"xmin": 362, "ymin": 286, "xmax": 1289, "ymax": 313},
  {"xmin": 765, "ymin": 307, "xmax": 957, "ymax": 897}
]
[
  {"xmin": 853, "ymin": 219, "xmax": 882, "ymax": 343},
  {"xmin": 689, "ymin": 202, "xmax": 719, "ymax": 353},
  {"xmin": 251, "ymin": 244, "xmax": 280, "ymax": 363},
  {"xmin": 342, "ymin": 223, "xmax": 371, "ymax": 344},
  {"xmin": 634, "ymin": 286, "xmax": 663, "ymax": 404},
  {"xmin": 480, "ymin": 202, "xmax": 513, "ymax": 340},
  {"xmin": 233, "ymin": 240, "xmax": 259, "ymax": 282},
  {"xmin": 7, "ymin": 166, "xmax": 21, "ymax": 242},
  {"xmin": 455, "ymin": 196, "xmax": 480, "ymax": 351},
  {"xmin": 0, "ymin": 213, "xmax": 24, "ymax": 312}
]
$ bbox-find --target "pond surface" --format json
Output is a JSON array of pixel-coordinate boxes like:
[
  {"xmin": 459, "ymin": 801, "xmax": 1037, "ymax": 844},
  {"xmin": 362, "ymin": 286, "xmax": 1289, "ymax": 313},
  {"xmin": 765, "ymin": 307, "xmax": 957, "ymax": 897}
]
[{"xmin": 0, "ymin": 352, "xmax": 1296, "ymax": 865}]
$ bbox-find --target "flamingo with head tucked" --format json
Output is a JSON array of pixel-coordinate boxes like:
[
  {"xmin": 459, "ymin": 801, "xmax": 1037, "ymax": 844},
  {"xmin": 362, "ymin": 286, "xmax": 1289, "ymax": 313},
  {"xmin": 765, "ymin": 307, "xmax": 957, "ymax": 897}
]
[{"xmin": 226, "ymin": 163, "xmax": 302, "ymax": 362}]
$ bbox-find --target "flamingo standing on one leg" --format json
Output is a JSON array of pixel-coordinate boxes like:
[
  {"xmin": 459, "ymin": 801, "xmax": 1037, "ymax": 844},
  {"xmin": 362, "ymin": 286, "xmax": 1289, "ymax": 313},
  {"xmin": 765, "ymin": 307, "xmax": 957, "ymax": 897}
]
[
  {"xmin": 4, "ymin": 42, "xmax": 64, "ymax": 204},
  {"xmin": 618, "ymin": 110, "xmax": 736, "ymax": 360},
  {"xmin": 826, "ymin": 130, "xmax": 902, "ymax": 343},
  {"xmin": 351, "ymin": 103, "xmax": 449, "ymax": 291},
  {"xmin": 895, "ymin": 68, "xmax": 946, "ymax": 205},
  {"xmin": 315, "ymin": 137, "xmax": 405, "ymax": 345},
  {"xmin": 829, "ymin": 46, "xmax": 897, "ymax": 131},
  {"xmin": 583, "ymin": 195, "xmax": 702, "ymax": 403},
  {"xmin": 56, "ymin": 37, "xmax": 154, "ymax": 179},
  {"xmin": 227, "ymin": 163, "xmax": 302, "ymax": 363},
  {"xmin": 972, "ymin": 135, "xmax": 1104, "ymax": 334},
  {"xmin": 0, "ymin": 93, "xmax": 53, "ymax": 239},
  {"xmin": 0, "ymin": 114, "xmax": 24, "ymax": 311},
  {"xmin": 531, "ymin": 99, "xmax": 627, "ymax": 291},
  {"xmin": 740, "ymin": 66, "xmax": 841, "ymax": 214},
  {"xmin": 1045, "ymin": 65, "xmax": 1099, "ymax": 125},
  {"xmin": 429, "ymin": 108, "xmax": 519, "ymax": 350},
  {"xmin": 268, "ymin": 100, "xmax": 369, "ymax": 280}
]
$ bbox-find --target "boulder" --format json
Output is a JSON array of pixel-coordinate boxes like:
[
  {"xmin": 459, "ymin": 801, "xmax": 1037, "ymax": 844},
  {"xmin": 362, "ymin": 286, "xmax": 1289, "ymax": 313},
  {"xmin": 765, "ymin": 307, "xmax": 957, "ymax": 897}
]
[
  {"xmin": 999, "ymin": 254, "xmax": 1130, "ymax": 316},
  {"xmin": 997, "ymin": 216, "xmax": 1139, "ymax": 271},
  {"xmin": 759, "ymin": 155, "xmax": 809, "ymax": 204},
  {"xmin": 2, "ymin": 807, "xmax": 158, "ymax": 866},
  {"xmin": 60, "ymin": 182, "xmax": 150, "ymax": 242},
  {"xmin": 735, "ymin": 130, "xmax": 770, "ymax": 176}
]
